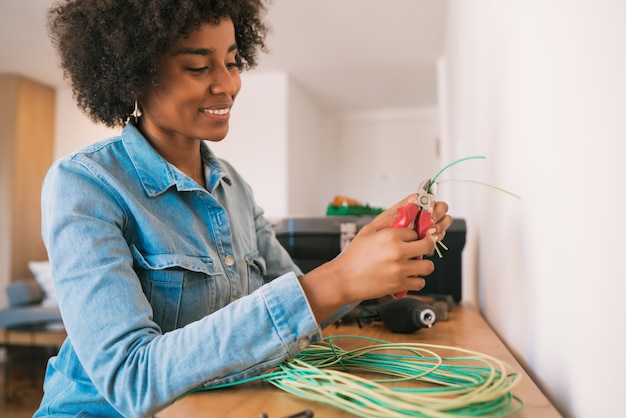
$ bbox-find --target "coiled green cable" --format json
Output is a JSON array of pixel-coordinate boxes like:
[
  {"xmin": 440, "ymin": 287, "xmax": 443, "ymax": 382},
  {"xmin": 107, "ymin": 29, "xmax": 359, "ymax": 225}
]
[{"xmin": 182, "ymin": 335, "xmax": 524, "ymax": 417}]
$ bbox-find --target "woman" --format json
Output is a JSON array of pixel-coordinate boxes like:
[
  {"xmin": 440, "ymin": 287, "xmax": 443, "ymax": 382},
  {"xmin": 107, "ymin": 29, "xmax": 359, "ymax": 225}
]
[{"xmin": 36, "ymin": 1, "xmax": 452, "ymax": 417}]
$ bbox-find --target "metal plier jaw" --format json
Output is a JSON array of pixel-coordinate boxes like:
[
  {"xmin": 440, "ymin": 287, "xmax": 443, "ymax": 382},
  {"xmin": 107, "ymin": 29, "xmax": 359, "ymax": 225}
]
[{"xmin": 414, "ymin": 178, "xmax": 437, "ymax": 213}]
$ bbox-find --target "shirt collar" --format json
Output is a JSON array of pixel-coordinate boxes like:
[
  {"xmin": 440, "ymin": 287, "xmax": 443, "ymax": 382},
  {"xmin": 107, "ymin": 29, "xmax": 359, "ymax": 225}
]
[{"xmin": 121, "ymin": 123, "xmax": 231, "ymax": 196}]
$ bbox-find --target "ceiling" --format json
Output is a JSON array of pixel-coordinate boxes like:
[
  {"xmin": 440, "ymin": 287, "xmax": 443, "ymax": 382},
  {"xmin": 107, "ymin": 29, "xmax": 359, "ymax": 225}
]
[{"xmin": 0, "ymin": 0, "xmax": 446, "ymax": 113}]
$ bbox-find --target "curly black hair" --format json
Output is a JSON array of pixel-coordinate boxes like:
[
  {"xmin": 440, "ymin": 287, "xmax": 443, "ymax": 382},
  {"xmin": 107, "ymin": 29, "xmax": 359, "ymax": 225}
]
[{"xmin": 47, "ymin": 0, "xmax": 271, "ymax": 127}]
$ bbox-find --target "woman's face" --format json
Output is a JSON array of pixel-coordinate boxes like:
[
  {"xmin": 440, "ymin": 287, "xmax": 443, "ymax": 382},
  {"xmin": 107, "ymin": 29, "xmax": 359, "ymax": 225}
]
[{"xmin": 140, "ymin": 17, "xmax": 241, "ymax": 144}]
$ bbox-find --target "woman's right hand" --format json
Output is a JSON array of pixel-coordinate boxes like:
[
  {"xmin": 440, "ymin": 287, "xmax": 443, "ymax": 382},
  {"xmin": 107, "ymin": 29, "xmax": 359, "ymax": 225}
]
[{"xmin": 298, "ymin": 210, "xmax": 439, "ymax": 324}]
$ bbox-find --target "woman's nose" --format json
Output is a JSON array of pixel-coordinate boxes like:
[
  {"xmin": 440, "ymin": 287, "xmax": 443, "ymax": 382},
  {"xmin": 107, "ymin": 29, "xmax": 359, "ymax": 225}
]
[{"xmin": 209, "ymin": 65, "xmax": 239, "ymax": 96}]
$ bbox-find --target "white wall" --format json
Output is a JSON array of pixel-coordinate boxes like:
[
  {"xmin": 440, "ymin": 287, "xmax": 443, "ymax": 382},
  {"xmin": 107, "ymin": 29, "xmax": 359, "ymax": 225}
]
[
  {"xmin": 55, "ymin": 88, "xmax": 119, "ymax": 159},
  {"xmin": 210, "ymin": 72, "xmax": 290, "ymax": 217},
  {"xmin": 337, "ymin": 108, "xmax": 440, "ymax": 209},
  {"xmin": 219, "ymin": 72, "xmax": 341, "ymax": 218},
  {"xmin": 286, "ymin": 78, "xmax": 339, "ymax": 217},
  {"xmin": 443, "ymin": 1, "xmax": 626, "ymax": 416}
]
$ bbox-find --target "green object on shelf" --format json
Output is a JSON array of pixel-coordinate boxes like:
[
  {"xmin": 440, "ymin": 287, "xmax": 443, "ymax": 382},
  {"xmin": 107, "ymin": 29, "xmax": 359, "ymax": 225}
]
[{"xmin": 325, "ymin": 204, "xmax": 385, "ymax": 216}]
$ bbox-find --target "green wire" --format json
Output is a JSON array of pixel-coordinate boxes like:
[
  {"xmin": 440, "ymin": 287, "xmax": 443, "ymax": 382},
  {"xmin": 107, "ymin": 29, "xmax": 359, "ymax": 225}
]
[
  {"xmin": 180, "ymin": 335, "xmax": 525, "ymax": 417},
  {"xmin": 427, "ymin": 155, "xmax": 521, "ymax": 201},
  {"xmin": 437, "ymin": 179, "xmax": 521, "ymax": 200},
  {"xmin": 428, "ymin": 155, "xmax": 487, "ymax": 191}
]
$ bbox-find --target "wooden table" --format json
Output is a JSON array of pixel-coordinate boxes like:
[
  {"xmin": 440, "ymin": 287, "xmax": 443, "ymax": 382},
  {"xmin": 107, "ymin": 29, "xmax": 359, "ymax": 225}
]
[
  {"xmin": 0, "ymin": 323, "xmax": 66, "ymax": 347},
  {"xmin": 0, "ymin": 321, "xmax": 66, "ymax": 400},
  {"xmin": 158, "ymin": 303, "xmax": 562, "ymax": 417}
]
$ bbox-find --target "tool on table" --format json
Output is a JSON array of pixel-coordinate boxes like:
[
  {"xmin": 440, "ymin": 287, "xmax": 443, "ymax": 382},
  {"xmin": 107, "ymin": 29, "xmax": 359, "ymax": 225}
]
[
  {"xmin": 379, "ymin": 297, "xmax": 437, "ymax": 333},
  {"xmin": 331, "ymin": 297, "xmax": 439, "ymax": 333},
  {"xmin": 259, "ymin": 409, "xmax": 314, "ymax": 418}
]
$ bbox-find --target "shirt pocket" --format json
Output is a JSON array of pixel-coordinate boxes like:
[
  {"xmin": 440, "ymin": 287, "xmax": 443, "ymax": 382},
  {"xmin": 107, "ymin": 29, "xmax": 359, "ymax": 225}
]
[
  {"xmin": 244, "ymin": 249, "xmax": 267, "ymax": 293},
  {"xmin": 131, "ymin": 245, "xmax": 220, "ymax": 332}
]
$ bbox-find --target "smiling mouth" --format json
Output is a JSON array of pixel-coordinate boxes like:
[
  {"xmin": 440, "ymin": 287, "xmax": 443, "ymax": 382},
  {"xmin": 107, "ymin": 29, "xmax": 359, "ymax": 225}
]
[{"xmin": 201, "ymin": 107, "xmax": 231, "ymax": 116}]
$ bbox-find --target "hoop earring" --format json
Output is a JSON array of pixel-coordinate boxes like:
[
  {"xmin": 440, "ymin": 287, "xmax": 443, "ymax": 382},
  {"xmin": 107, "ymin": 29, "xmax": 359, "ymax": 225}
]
[{"xmin": 132, "ymin": 101, "xmax": 142, "ymax": 123}]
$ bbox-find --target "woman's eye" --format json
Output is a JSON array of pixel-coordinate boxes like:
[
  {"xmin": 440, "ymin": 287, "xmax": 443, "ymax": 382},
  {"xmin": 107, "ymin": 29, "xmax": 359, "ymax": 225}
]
[
  {"xmin": 186, "ymin": 66, "xmax": 208, "ymax": 73},
  {"xmin": 227, "ymin": 62, "xmax": 242, "ymax": 71}
]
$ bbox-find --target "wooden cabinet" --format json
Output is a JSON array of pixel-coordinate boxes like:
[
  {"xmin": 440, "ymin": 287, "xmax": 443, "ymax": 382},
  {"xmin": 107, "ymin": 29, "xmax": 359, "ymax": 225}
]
[{"xmin": 0, "ymin": 75, "xmax": 55, "ymax": 287}]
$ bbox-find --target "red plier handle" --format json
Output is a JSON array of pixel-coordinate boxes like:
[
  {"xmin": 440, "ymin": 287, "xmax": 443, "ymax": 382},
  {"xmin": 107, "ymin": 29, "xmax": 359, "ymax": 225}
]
[{"xmin": 391, "ymin": 179, "xmax": 436, "ymax": 298}]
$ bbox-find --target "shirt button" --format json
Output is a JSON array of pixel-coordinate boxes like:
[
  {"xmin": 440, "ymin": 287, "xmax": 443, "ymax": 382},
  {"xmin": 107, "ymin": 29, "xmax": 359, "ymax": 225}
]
[
  {"xmin": 224, "ymin": 255, "xmax": 235, "ymax": 266},
  {"xmin": 298, "ymin": 337, "xmax": 310, "ymax": 350}
]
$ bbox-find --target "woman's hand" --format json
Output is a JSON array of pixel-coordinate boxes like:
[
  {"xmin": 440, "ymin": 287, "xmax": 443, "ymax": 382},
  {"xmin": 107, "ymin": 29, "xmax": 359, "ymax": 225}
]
[
  {"xmin": 431, "ymin": 200, "xmax": 453, "ymax": 243},
  {"xmin": 299, "ymin": 196, "xmax": 453, "ymax": 323},
  {"xmin": 375, "ymin": 194, "xmax": 452, "ymax": 241}
]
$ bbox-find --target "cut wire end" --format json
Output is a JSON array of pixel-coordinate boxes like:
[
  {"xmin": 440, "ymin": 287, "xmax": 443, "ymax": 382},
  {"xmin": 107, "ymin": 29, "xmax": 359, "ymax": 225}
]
[{"xmin": 434, "ymin": 241, "xmax": 448, "ymax": 258}]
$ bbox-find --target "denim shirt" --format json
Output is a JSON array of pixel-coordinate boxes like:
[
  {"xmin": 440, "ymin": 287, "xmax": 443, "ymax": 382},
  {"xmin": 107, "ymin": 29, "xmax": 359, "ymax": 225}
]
[{"xmin": 34, "ymin": 124, "xmax": 322, "ymax": 418}]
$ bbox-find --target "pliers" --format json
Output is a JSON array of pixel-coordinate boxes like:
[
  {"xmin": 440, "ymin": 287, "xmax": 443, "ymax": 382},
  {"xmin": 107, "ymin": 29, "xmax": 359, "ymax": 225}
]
[
  {"xmin": 391, "ymin": 178, "xmax": 437, "ymax": 236},
  {"xmin": 390, "ymin": 178, "xmax": 437, "ymax": 298}
]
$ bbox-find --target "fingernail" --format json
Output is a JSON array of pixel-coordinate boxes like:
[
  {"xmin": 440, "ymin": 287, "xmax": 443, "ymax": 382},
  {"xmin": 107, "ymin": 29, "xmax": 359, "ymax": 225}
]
[{"xmin": 428, "ymin": 228, "xmax": 437, "ymax": 235}]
